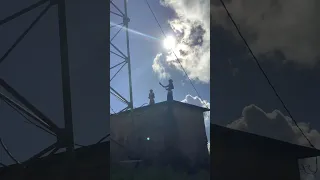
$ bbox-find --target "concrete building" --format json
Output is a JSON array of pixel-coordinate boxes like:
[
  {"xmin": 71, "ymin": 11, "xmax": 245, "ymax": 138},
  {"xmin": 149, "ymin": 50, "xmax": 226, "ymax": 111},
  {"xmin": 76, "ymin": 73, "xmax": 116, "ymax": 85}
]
[
  {"xmin": 211, "ymin": 124, "xmax": 320, "ymax": 180},
  {"xmin": 110, "ymin": 100, "xmax": 210, "ymax": 170}
]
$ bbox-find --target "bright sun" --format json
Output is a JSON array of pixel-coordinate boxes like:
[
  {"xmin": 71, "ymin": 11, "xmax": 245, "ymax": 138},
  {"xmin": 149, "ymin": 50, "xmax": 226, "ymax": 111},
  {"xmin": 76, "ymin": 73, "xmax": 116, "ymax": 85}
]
[{"xmin": 163, "ymin": 36, "xmax": 176, "ymax": 50}]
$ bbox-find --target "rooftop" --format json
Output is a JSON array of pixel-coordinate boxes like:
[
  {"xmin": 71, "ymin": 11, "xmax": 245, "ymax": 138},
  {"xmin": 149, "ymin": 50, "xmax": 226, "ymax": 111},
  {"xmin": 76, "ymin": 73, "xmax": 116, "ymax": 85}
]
[
  {"xmin": 111, "ymin": 100, "xmax": 210, "ymax": 116},
  {"xmin": 212, "ymin": 123, "xmax": 320, "ymax": 159}
]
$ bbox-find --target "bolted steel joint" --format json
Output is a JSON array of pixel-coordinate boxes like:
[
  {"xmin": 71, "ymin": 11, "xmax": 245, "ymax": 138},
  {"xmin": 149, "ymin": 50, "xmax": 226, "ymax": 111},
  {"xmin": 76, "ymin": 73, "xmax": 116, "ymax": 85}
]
[
  {"xmin": 56, "ymin": 128, "xmax": 70, "ymax": 148},
  {"xmin": 123, "ymin": 16, "xmax": 130, "ymax": 25}
]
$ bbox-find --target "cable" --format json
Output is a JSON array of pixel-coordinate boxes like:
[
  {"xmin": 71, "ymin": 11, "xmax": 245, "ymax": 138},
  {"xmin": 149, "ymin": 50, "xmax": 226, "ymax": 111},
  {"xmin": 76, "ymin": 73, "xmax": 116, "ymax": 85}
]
[
  {"xmin": 218, "ymin": 0, "xmax": 318, "ymax": 174},
  {"xmin": 0, "ymin": 138, "xmax": 20, "ymax": 164},
  {"xmin": 144, "ymin": 0, "xmax": 209, "ymax": 109},
  {"xmin": 96, "ymin": 133, "xmax": 110, "ymax": 144}
]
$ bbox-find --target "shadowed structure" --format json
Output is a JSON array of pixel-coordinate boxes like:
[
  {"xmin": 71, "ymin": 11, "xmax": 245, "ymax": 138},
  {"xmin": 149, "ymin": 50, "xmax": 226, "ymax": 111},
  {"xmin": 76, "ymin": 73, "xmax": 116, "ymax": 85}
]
[
  {"xmin": 211, "ymin": 124, "xmax": 320, "ymax": 180},
  {"xmin": 110, "ymin": 101, "xmax": 210, "ymax": 171},
  {"xmin": 0, "ymin": 142, "xmax": 109, "ymax": 179}
]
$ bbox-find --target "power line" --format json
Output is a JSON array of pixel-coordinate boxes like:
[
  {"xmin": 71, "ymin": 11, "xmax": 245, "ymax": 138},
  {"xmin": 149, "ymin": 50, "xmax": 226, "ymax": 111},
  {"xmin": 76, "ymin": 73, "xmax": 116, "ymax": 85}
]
[
  {"xmin": 0, "ymin": 138, "xmax": 20, "ymax": 164},
  {"xmin": 144, "ymin": 0, "xmax": 209, "ymax": 109},
  {"xmin": 218, "ymin": 0, "xmax": 318, "ymax": 174}
]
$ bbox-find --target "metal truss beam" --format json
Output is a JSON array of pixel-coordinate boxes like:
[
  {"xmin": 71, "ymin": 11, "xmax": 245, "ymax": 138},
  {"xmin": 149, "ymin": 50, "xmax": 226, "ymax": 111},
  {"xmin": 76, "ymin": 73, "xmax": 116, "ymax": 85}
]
[
  {"xmin": 110, "ymin": 86, "xmax": 130, "ymax": 105},
  {"xmin": 110, "ymin": 42, "xmax": 127, "ymax": 59},
  {"xmin": 0, "ymin": 0, "xmax": 49, "ymax": 27},
  {"xmin": 110, "ymin": 62, "xmax": 127, "ymax": 82},
  {"xmin": 110, "ymin": 60, "xmax": 126, "ymax": 70},
  {"xmin": 110, "ymin": 1, "xmax": 125, "ymax": 16},
  {"xmin": 0, "ymin": 79, "xmax": 60, "ymax": 134},
  {"xmin": 0, "ymin": 91, "xmax": 55, "ymax": 134},
  {"xmin": 0, "ymin": 3, "xmax": 52, "ymax": 65}
]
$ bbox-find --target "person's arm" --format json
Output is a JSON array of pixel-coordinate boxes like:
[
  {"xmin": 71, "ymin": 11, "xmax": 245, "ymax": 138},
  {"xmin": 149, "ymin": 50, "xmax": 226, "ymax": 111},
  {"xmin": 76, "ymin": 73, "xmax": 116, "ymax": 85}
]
[{"xmin": 159, "ymin": 82, "xmax": 169, "ymax": 88}]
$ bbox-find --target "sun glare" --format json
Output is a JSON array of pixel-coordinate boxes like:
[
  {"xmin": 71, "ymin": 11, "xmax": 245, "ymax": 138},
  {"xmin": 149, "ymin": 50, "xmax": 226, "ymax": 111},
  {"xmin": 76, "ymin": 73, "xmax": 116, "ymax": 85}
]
[{"xmin": 163, "ymin": 36, "xmax": 176, "ymax": 50}]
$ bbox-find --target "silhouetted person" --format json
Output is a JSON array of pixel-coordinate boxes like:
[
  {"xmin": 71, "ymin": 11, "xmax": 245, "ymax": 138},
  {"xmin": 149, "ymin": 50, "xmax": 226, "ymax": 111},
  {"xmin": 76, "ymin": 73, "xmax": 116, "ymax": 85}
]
[
  {"xmin": 160, "ymin": 79, "xmax": 174, "ymax": 101},
  {"xmin": 149, "ymin": 89, "xmax": 155, "ymax": 105}
]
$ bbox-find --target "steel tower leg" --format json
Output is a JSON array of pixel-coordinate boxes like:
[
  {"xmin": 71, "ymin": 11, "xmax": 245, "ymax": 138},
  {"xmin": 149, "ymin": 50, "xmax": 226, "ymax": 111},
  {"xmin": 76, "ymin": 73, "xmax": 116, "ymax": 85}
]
[
  {"xmin": 124, "ymin": 0, "xmax": 133, "ymax": 110},
  {"xmin": 57, "ymin": 0, "xmax": 74, "ymax": 154}
]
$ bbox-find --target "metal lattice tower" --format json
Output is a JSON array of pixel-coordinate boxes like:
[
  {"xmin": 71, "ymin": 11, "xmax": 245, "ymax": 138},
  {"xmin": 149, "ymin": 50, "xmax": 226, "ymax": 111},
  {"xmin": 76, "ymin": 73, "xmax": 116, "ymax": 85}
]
[
  {"xmin": 0, "ymin": 0, "xmax": 76, "ymax": 166},
  {"xmin": 110, "ymin": 0, "xmax": 134, "ymax": 113}
]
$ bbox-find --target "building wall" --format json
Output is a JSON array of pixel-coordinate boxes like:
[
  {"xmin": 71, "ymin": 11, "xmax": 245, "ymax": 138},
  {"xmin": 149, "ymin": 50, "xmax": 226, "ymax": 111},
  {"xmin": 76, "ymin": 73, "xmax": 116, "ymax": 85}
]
[
  {"xmin": 110, "ymin": 106, "xmax": 167, "ymax": 162},
  {"xmin": 172, "ymin": 106, "xmax": 209, "ymax": 165},
  {"xmin": 212, "ymin": 148, "xmax": 301, "ymax": 180},
  {"xmin": 0, "ymin": 143, "xmax": 110, "ymax": 180},
  {"xmin": 211, "ymin": 131, "xmax": 301, "ymax": 180},
  {"xmin": 110, "ymin": 104, "xmax": 209, "ymax": 166}
]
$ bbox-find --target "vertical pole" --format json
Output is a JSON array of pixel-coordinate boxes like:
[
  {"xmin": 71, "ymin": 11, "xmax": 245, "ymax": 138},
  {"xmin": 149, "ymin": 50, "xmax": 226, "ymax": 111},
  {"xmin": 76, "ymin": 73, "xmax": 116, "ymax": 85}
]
[
  {"xmin": 124, "ymin": 0, "xmax": 133, "ymax": 110},
  {"xmin": 57, "ymin": 0, "xmax": 74, "ymax": 154}
]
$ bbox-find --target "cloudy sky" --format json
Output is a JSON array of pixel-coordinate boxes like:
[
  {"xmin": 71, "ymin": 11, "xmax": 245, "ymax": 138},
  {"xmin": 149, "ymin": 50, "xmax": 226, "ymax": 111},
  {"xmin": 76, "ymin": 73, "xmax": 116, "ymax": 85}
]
[
  {"xmin": 211, "ymin": 0, "xmax": 320, "ymax": 179},
  {"xmin": 110, "ymin": 0, "xmax": 210, "ymax": 139}
]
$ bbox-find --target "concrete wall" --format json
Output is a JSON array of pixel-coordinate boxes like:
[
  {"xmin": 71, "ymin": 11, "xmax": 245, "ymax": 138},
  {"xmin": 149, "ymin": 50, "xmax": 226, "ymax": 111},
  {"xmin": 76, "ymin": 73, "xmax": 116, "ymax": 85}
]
[
  {"xmin": 0, "ymin": 142, "xmax": 110, "ymax": 180},
  {"xmin": 110, "ymin": 105, "xmax": 167, "ymax": 162},
  {"xmin": 212, "ymin": 146, "xmax": 301, "ymax": 180},
  {"xmin": 172, "ymin": 105, "xmax": 209, "ymax": 165},
  {"xmin": 211, "ymin": 128, "xmax": 301, "ymax": 180},
  {"xmin": 110, "ymin": 104, "xmax": 209, "ymax": 166}
]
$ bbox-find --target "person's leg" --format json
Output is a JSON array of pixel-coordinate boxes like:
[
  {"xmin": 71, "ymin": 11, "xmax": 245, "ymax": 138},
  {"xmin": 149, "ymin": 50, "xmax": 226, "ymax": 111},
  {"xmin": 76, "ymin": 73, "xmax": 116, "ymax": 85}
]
[{"xmin": 168, "ymin": 92, "xmax": 173, "ymax": 101}]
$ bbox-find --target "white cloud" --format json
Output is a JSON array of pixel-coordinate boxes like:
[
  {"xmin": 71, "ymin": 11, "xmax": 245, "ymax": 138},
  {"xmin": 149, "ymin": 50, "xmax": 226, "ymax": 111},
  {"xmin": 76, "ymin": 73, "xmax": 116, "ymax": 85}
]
[
  {"xmin": 226, "ymin": 104, "xmax": 320, "ymax": 179},
  {"xmin": 153, "ymin": 0, "xmax": 210, "ymax": 83},
  {"xmin": 181, "ymin": 94, "xmax": 210, "ymax": 126},
  {"xmin": 211, "ymin": 0, "xmax": 320, "ymax": 67},
  {"xmin": 181, "ymin": 94, "xmax": 210, "ymax": 152},
  {"xmin": 152, "ymin": 53, "xmax": 171, "ymax": 79}
]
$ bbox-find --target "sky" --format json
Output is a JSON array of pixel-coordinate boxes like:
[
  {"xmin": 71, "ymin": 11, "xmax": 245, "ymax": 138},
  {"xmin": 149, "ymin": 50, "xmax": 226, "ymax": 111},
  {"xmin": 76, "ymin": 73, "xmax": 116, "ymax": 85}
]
[
  {"xmin": 0, "ymin": 0, "xmax": 108, "ymax": 165},
  {"xmin": 1, "ymin": 0, "xmax": 320, "ymax": 179},
  {"xmin": 211, "ymin": 0, "xmax": 320, "ymax": 179},
  {"xmin": 110, "ymin": 1, "xmax": 211, "ymax": 140},
  {"xmin": 110, "ymin": 0, "xmax": 210, "ymax": 109}
]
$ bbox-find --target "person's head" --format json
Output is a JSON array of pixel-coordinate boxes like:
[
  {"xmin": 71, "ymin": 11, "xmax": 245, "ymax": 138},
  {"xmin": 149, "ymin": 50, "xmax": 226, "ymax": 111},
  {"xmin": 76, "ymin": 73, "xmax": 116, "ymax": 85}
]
[
  {"xmin": 169, "ymin": 79, "xmax": 173, "ymax": 83},
  {"xmin": 150, "ymin": 89, "xmax": 153, "ymax": 92}
]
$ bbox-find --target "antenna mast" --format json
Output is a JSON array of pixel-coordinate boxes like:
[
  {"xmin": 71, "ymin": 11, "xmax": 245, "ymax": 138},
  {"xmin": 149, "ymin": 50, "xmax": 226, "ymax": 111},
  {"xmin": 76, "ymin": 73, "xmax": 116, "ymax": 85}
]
[{"xmin": 110, "ymin": 0, "xmax": 134, "ymax": 112}]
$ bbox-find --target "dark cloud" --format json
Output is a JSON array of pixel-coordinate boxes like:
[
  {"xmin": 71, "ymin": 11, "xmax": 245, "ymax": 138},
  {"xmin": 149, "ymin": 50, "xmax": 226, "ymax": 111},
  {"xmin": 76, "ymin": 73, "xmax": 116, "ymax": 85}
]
[
  {"xmin": 226, "ymin": 104, "xmax": 320, "ymax": 180},
  {"xmin": 188, "ymin": 25, "xmax": 205, "ymax": 46},
  {"xmin": 211, "ymin": 0, "xmax": 320, "ymax": 67}
]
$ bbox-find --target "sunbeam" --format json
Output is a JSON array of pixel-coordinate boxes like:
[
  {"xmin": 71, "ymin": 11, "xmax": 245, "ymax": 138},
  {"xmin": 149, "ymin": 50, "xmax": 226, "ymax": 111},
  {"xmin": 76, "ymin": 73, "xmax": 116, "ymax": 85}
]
[{"xmin": 110, "ymin": 21, "xmax": 159, "ymax": 41}]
